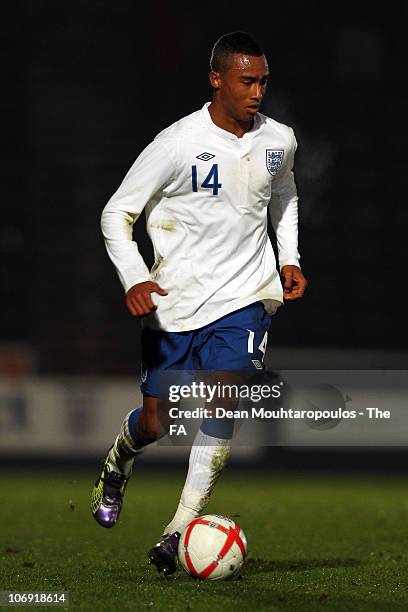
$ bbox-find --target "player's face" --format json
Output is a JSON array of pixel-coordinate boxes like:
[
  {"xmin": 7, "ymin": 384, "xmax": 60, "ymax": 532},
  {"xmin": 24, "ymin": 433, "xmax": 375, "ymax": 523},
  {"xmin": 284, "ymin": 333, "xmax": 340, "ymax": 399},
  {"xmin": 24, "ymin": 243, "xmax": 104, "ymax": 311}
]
[{"xmin": 213, "ymin": 54, "xmax": 269, "ymax": 122}]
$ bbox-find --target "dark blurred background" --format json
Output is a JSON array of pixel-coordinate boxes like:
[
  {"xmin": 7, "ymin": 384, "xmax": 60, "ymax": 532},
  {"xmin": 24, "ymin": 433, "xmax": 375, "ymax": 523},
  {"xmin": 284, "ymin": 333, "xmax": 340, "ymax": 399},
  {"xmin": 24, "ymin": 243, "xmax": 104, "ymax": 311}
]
[
  {"xmin": 2, "ymin": 0, "xmax": 406, "ymax": 373},
  {"xmin": 1, "ymin": 1, "xmax": 406, "ymax": 465}
]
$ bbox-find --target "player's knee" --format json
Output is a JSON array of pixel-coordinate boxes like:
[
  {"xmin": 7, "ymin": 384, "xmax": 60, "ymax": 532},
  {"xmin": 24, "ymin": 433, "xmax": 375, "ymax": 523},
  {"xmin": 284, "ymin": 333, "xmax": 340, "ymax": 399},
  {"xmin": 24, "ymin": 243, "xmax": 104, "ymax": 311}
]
[{"xmin": 139, "ymin": 397, "xmax": 176, "ymax": 441}]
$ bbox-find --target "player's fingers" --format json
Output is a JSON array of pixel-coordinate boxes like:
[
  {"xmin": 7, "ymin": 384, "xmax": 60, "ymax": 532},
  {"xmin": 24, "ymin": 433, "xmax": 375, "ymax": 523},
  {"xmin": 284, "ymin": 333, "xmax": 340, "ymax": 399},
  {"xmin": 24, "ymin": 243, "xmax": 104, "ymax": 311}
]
[
  {"xmin": 297, "ymin": 283, "xmax": 307, "ymax": 297},
  {"xmin": 136, "ymin": 293, "xmax": 153, "ymax": 314},
  {"xmin": 132, "ymin": 300, "xmax": 145, "ymax": 316},
  {"xmin": 126, "ymin": 297, "xmax": 138, "ymax": 316},
  {"xmin": 285, "ymin": 286, "xmax": 304, "ymax": 300},
  {"xmin": 138, "ymin": 304, "xmax": 149, "ymax": 316},
  {"xmin": 128, "ymin": 294, "xmax": 146, "ymax": 316},
  {"xmin": 143, "ymin": 291, "xmax": 157, "ymax": 310},
  {"xmin": 293, "ymin": 270, "xmax": 308, "ymax": 285},
  {"xmin": 283, "ymin": 270, "xmax": 293, "ymax": 292},
  {"xmin": 296, "ymin": 278, "xmax": 308, "ymax": 296},
  {"xmin": 152, "ymin": 283, "xmax": 168, "ymax": 296}
]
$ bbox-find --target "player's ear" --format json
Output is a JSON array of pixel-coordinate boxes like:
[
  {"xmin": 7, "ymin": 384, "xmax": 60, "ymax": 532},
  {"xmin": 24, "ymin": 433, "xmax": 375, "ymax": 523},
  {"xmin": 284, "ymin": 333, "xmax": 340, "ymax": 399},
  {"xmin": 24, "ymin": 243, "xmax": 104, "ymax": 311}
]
[{"xmin": 209, "ymin": 71, "xmax": 221, "ymax": 90}]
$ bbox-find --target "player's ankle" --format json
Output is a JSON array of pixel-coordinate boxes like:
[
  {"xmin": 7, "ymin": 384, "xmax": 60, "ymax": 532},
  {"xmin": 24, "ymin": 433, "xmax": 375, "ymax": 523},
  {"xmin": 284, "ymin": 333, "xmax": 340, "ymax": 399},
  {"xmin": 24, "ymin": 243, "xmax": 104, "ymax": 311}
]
[{"xmin": 108, "ymin": 447, "xmax": 134, "ymax": 477}]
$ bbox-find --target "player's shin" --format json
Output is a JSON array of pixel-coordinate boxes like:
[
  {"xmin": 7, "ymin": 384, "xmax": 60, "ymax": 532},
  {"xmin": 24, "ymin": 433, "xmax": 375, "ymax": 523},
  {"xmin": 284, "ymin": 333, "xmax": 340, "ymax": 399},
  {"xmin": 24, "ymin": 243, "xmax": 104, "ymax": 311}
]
[
  {"xmin": 163, "ymin": 422, "xmax": 233, "ymax": 536},
  {"xmin": 108, "ymin": 401, "xmax": 171, "ymax": 476},
  {"xmin": 108, "ymin": 408, "xmax": 144, "ymax": 476}
]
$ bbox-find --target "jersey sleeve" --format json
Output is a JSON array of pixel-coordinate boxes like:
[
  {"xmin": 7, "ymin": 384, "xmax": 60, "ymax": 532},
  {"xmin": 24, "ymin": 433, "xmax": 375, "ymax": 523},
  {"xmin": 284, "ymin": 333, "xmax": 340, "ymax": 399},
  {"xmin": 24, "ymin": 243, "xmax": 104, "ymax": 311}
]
[
  {"xmin": 101, "ymin": 138, "xmax": 176, "ymax": 292},
  {"xmin": 268, "ymin": 128, "xmax": 301, "ymax": 271}
]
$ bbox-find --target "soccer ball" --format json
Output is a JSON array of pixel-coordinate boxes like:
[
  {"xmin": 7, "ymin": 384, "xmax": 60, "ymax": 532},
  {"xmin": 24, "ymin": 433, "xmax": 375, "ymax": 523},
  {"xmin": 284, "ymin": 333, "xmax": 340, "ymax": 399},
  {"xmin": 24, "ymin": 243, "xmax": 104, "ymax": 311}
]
[{"xmin": 178, "ymin": 514, "xmax": 248, "ymax": 580}]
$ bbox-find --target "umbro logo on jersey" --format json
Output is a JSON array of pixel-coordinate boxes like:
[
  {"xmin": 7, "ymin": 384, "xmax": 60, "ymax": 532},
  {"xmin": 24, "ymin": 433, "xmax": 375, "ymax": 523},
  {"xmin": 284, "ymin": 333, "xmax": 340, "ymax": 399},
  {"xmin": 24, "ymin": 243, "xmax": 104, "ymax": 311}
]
[
  {"xmin": 266, "ymin": 149, "xmax": 284, "ymax": 176},
  {"xmin": 196, "ymin": 152, "xmax": 215, "ymax": 161},
  {"xmin": 252, "ymin": 359, "xmax": 263, "ymax": 370}
]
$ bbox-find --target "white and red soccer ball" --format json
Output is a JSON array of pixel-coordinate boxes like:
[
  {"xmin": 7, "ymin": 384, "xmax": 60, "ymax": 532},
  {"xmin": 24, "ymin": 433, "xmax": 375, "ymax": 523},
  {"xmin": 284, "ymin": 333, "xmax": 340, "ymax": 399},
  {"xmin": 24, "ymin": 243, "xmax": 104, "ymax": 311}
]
[{"xmin": 178, "ymin": 514, "xmax": 248, "ymax": 580}]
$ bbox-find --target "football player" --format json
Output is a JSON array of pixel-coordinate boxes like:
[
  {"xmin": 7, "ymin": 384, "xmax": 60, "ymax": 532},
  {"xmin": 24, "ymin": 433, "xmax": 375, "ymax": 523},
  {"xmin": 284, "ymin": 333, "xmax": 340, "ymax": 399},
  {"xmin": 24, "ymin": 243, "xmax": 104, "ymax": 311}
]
[{"xmin": 91, "ymin": 31, "xmax": 307, "ymax": 575}]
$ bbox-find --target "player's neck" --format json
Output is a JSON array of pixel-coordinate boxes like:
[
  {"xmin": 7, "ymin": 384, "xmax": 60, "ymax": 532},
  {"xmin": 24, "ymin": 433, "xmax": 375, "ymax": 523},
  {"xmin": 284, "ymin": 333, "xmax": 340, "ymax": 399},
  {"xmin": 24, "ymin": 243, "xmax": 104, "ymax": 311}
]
[{"xmin": 208, "ymin": 101, "xmax": 253, "ymax": 139}]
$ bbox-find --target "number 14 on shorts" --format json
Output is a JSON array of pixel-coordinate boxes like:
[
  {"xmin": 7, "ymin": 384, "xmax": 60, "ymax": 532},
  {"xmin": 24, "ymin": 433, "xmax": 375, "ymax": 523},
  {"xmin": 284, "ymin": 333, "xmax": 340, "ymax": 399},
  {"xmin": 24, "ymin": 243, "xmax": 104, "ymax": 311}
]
[{"xmin": 247, "ymin": 329, "xmax": 268, "ymax": 361}]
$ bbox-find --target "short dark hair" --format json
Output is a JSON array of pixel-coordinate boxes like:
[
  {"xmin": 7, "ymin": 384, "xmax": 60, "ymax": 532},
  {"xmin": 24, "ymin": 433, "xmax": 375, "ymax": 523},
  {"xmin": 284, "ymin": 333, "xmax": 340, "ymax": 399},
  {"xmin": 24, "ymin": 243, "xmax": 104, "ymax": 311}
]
[{"xmin": 210, "ymin": 31, "xmax": 264, "ymax": 72}]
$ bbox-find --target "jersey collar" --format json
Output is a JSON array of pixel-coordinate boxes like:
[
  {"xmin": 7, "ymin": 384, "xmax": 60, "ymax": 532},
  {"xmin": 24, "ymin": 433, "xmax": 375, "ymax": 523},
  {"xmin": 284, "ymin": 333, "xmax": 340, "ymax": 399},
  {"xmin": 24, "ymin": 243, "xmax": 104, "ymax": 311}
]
[{"xmin": 201, "ymin": 102, "xmax": 262, "ymax": 142}]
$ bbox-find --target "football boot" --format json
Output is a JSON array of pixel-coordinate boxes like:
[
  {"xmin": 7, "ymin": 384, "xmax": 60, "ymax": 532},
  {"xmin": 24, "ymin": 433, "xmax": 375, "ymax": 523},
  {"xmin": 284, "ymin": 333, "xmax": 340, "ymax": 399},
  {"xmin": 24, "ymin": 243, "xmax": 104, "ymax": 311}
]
[
  {"xmin": 148, "ymin": 531, "xmax": 181, "ymax": 575},
  {"xmin": 91, "ymin": 450, "xmax": 130, "ymax": 528}
]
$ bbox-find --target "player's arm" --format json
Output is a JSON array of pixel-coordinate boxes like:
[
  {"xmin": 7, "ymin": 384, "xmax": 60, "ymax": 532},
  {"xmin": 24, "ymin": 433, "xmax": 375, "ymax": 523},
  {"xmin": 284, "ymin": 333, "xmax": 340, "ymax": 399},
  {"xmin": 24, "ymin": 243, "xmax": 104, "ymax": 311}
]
[
  {"xmin": 268, "ymin": 129, "xmax": 308, "ymax": 300},
  {"xmin": 101, "ymin": 139, "xmax": 176, "ymax": 315}
]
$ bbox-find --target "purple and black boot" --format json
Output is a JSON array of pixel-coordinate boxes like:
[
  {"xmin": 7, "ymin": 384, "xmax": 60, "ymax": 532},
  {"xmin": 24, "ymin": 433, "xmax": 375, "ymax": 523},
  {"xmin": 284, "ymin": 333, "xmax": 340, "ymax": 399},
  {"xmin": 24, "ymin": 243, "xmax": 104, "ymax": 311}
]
[
  {"xmin": 91, "ymin": 451, "xmax": 130, "ymax": 528},
  {"xmin": 148, "ymin": 532, "xmax": 181, "ymax": 575}
]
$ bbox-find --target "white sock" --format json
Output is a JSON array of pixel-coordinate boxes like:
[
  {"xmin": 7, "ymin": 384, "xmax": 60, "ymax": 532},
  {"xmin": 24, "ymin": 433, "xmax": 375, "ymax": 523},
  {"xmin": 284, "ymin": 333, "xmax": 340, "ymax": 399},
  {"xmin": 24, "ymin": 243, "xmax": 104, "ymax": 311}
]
[
  {"xmin": 108, "ymin": 411, "xmax": 143, "ymax": 477},
  {"xmin": 163, "ymin": 429, "xmax": 231, "ymax": 535}
]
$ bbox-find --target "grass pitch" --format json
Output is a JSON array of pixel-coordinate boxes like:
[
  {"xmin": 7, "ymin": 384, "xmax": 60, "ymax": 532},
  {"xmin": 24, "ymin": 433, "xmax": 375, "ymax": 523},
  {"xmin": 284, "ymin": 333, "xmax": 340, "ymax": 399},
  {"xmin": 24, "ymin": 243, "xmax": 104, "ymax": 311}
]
[{"xmin": 0, "ymin": 467, "xmax": 407, "ymax": 611}]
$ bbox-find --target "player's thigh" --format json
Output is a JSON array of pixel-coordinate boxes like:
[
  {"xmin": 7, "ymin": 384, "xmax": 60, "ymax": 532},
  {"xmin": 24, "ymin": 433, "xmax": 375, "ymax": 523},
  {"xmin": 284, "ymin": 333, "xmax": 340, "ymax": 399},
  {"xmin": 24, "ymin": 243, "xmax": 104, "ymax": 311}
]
[
  {"xmin": 140, "ymin": 327, "xmax": 197, "ymax": 398},
  {"xmin": 202, "ymin": 302, "xmax": 271, "ymax": 371}
]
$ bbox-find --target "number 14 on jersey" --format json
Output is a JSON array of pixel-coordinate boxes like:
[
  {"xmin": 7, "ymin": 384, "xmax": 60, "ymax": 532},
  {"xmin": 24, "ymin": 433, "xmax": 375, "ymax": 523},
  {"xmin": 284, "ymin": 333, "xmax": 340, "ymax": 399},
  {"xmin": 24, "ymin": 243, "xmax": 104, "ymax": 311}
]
[{"xmin": 191, "ymin": 164, "xmax": 222, "ymax": 196}]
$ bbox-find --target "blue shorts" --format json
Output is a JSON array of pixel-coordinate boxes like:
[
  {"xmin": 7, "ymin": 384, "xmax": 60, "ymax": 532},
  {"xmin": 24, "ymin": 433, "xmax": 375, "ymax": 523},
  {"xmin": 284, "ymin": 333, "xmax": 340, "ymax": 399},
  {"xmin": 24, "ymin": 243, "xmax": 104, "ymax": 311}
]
[{"xmin": 140, "ymin": 301, "xmax": 271, "ymax": 397}]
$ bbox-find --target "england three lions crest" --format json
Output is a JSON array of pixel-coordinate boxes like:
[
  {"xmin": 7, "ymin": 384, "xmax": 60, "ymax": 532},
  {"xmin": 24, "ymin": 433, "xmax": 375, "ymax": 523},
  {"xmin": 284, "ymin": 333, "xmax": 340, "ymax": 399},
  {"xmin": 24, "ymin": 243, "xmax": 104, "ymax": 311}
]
[{"xmin": 266, "ymin": 149, "xmax": 284, "ymax": 176}]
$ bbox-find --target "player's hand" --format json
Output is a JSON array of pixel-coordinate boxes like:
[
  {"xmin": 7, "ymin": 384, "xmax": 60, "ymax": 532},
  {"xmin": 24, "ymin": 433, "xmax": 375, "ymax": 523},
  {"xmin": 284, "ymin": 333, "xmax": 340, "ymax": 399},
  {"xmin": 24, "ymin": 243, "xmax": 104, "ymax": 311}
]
[
  {"xmin": 281, "ymin": 265, "xmax": 308, "ymax": 301},
  {"xmin": 126, "ymin": 281, "xmax": 168, "ymax": 316}
]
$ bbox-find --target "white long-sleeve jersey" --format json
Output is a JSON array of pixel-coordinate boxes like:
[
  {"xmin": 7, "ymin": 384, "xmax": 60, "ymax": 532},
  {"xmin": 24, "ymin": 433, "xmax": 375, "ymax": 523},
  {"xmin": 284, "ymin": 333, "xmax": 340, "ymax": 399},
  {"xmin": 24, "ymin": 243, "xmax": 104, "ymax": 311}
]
[{"xmin": 101, "ymin": 102, "xmax": 300, "ymax": 332}]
